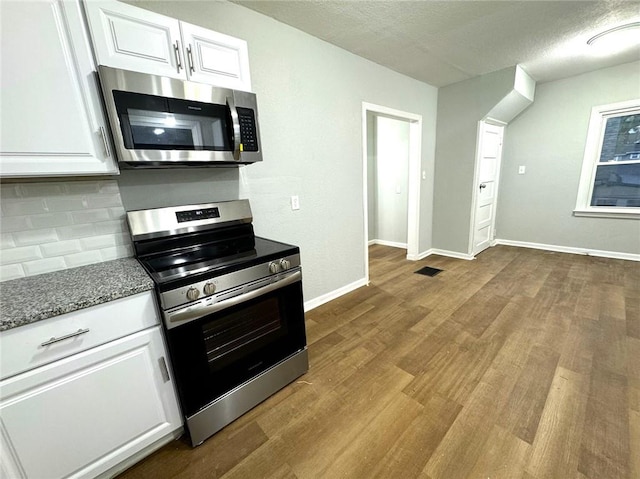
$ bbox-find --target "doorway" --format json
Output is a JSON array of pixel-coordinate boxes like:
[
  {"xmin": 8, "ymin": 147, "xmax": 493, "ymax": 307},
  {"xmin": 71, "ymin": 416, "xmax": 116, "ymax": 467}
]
[
  {"xmin": 470, "ymin": 120, "xmax": 505, "ymax": 255},
  {"xmin": 362, "ymin": 102, "xmax": 422, "ymax": 284}
]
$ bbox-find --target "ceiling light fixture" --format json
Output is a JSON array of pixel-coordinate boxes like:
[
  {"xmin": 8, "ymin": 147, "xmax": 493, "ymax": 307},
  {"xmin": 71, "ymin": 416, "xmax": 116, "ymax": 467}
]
[{"xmin": 586, "ymin": 22, "xmax": 640, "ymax": 55}]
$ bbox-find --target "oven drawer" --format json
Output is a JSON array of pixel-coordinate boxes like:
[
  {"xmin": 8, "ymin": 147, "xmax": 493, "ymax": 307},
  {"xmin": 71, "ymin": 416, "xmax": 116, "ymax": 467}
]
[{"xmin": 0, "ymin": 292, "xmax": 160, "ymax": 380}]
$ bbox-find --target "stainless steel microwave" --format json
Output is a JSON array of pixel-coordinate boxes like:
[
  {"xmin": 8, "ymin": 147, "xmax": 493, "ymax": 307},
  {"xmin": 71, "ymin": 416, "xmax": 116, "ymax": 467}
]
[{"xmin": 97, "ymin": 66, "xmax": 262, "ymax": 168}]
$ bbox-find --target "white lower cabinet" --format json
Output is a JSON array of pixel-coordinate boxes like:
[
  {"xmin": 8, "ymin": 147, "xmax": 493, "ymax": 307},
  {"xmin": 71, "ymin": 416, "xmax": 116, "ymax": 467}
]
[{"xmin": 0, "ymin": 325, "xmax": 182, "ymax": 479}]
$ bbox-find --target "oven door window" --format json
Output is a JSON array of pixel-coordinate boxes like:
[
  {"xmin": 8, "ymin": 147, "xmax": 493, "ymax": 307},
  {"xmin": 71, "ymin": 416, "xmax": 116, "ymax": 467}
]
[
  {"xmin": 112, "ymin": 90, "xmax": 232, "ymax": 151},
  {"xmin": 166, "ymin": 280, "xmax": 306, "ymax": 417}
]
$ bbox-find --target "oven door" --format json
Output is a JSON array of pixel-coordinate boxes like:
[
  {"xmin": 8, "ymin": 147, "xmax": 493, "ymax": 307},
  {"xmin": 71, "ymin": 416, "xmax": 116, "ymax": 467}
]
[{"xmin": 163, "ymin": 270, "xmax": 306, "ymax": 418}]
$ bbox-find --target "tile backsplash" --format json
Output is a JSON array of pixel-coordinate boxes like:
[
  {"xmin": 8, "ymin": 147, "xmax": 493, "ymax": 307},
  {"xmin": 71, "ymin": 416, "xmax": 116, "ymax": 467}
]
[{"xmin": 0, "ymin": 180, "xmax": 133, "ymax": 282}]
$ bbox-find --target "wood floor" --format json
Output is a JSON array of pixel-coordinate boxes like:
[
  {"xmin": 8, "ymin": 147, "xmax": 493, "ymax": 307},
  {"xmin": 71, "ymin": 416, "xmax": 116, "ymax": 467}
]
[{"xmin": 117, "ymin": 245, "xmax": 639, "ymax": 479}]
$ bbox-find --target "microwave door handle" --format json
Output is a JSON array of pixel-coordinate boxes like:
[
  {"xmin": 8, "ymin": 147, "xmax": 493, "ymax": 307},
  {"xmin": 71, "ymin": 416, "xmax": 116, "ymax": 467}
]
[{"xmin": 227, "ymin": 97, "xmax": 241, "ymax": 161}]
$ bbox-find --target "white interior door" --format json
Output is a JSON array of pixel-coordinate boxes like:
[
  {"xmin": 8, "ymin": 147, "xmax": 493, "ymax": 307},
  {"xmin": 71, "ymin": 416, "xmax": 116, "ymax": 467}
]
[{"xmin": 472, "ymin": 121, "xmax": 504, "ymax": 255}]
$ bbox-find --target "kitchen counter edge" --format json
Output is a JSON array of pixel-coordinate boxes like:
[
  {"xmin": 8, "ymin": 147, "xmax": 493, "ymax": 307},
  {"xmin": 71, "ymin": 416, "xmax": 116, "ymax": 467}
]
[{"xmin": 0, "ymin": 258, "xmax": 154, "ymax": 332}]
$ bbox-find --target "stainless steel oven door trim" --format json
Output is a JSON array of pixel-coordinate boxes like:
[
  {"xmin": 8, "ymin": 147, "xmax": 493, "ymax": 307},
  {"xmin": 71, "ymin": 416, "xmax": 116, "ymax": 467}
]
[{"xmin": 165, "ymin": 270, "xmax": 302, "ymax": 329}]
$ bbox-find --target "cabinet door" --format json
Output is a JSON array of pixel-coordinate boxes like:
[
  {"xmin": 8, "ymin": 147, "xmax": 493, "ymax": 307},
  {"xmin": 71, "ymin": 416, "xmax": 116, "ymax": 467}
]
[
  {"xmin": 181, "ymin": 21, "xmax": 252, "ymax": 91},
  {"xmin": 83, "ymin": 0, "xmax": 183, "ymax": 79},
  {"xmin": 0, "ymin": 327, "xmax": 182, "ymax": 479},
  {"xmin": 0, "ymin": 0, "xmax": 118, "ymax": 177}
]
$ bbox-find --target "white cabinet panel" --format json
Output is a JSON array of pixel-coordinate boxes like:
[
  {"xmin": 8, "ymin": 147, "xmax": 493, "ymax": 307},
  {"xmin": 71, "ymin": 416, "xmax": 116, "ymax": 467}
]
[
  {"xmin": 0, "ymin": 292, "xmax": 159, "ymax": 381},
  {"xmin": 181, "ymin": 22, "xmax": 251, "ymax": 91},
  {"xmin": 0, "ymin": 326, "xmax": 182, "ymax": 479},
  {"xmin": 84, "ymin": 0, "xmax": 252, "ymax": 91},
  {"xmin": 0, "ymin": 0, "xmax": 118, "ymax": 177},
  {"xmin": 83, "ymin": 0, "xmax": 182, "ymax": 79}
]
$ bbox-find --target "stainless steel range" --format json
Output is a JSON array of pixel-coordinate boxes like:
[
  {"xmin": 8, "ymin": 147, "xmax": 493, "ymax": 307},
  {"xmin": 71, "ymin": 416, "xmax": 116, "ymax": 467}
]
[{"xmin": 127, "ymin": 199, "xmax": 308, "ymax": 446}]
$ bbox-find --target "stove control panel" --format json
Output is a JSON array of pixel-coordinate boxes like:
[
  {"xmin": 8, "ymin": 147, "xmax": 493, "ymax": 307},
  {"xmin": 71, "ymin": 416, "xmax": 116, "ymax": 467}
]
[
  {"xmin": 161, "ymin": 253, "xmax": 301, "ymax": 310},
  {"xmin": 186, "ymin": 287, "xmax": 200, "ymax": 301},
  {"xmin": 203, "ymin": 282, "xmax": 217, "ymax": 295},
  {"xmin": 269, "ymin": 258, "xmax": 292, "ymax": 274}
]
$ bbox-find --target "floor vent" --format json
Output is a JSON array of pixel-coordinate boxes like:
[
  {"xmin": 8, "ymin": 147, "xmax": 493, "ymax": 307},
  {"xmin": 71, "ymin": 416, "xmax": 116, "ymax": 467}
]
[{"xmin": 415, "ymin": 266, "xmax": 443, "ymax": 277}]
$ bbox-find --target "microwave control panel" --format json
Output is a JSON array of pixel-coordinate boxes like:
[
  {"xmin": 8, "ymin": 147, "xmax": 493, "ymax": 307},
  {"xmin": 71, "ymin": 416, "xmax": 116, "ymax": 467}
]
[{"xmin": 237, "ymin": 107, "xmax": 259, "ymax": 152}]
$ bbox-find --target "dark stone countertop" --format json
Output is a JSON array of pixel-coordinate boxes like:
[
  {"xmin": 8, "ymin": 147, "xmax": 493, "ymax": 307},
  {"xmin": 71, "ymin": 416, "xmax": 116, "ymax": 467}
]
[{"xmin": 0, "ymin": 258, "xmax": 154, "ymax": 332}]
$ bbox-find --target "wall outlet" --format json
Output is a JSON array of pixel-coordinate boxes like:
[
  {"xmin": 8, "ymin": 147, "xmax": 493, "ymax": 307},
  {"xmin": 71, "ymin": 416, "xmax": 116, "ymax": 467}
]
[
  {"xmin": 518, "ymin": 165, "xmax": 526, "ymax": 174},
  {"xmin": 290, "ymin": 195, "xmax": 300, "ymax": 210}
]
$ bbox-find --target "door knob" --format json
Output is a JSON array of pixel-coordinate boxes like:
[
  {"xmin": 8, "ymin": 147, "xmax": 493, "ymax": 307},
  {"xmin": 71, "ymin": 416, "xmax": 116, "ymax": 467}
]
[{"xmin": 479, "ymin": 183, "xmax": 487, "ymax": 190}]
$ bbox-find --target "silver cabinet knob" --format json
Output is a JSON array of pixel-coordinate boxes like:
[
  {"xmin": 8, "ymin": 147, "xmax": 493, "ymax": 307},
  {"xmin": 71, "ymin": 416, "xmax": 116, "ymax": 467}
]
[
  {"xmin": 186, "ymin": 287, "xmax": 200, "ymax": 301},
  {"xmin": 203, "ymin": 282, "xmax": 216, "ymax": 295}
]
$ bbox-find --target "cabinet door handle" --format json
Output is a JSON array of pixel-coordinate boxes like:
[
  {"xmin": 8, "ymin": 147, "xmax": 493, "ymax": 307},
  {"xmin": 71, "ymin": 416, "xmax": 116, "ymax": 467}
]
[
  {"xmin": 173, "ymin": 41, "xmax": 183, "ymax": 73},
  {"xmin": 99, "ymin": 126, "xmax": 110, "ymax": 158},
  {"xmin": 159, "ymin": 357, "xmax": 170, "ymax": 383},
  {"xmin": 186, "ymin": 44, "xmax": 195, "ymax": 74},
  {"xmin": 41, "ymin": 328, "xmax": 90, "ymax": 347}
]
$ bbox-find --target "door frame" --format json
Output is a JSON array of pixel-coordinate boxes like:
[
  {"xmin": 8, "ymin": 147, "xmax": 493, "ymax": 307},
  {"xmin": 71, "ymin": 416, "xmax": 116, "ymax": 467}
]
[
  {"xmin": 468, "ymin": 118, "xmax": 506, "ymax": 256},
  {"xmin": 362, "ymin": 102, "xmax": 422, "ymax": 284}
]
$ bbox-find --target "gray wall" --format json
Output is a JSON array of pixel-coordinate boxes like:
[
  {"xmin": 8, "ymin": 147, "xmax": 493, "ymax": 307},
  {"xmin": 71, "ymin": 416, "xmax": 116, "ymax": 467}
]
[
  {"xmin": 497, "ymin": 61, "xmax": 640, "ymax": 254},
  {"xmin": 433, "ymin": 67, "xmax": 516, "ymax": 254},
  {"xmin": 127, "ymin": 0, "xmax": 438, "ymax": 302}
]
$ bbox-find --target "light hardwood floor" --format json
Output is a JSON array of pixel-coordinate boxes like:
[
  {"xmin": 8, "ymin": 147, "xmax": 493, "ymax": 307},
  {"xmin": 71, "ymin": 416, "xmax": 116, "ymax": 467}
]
[{"xmin": 117, "ymin": 245, "xmax": 639, "ymax": 479}]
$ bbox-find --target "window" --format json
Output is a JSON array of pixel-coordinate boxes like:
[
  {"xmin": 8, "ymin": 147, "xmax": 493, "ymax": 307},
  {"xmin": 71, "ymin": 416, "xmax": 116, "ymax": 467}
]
[{"xmin": 574, "ymin": 100, "xmax": 640, "ymax": 218}]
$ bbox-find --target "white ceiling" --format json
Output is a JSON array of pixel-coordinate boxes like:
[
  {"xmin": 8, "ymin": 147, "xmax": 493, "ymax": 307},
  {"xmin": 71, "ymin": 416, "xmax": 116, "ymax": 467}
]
[{"xmin": 232, "ymin": 0, "xmax": 640, "ymax": 87}]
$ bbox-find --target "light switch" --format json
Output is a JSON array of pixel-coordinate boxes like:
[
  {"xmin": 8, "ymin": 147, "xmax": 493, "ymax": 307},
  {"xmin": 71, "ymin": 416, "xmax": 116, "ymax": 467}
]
[
  {"xmin": 518, "ymin": 166, "xmax": 526, "ymax": 174},
  {"xmin": 290, "ymin": 195, "xmax": 300, "ymax": 210}
]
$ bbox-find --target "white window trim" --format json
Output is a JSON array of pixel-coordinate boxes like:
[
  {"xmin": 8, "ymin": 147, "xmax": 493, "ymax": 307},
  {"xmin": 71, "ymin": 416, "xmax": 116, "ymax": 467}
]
[{"xmin": 574, "ymin": 99, "xmax": 640, "ymax": 219}]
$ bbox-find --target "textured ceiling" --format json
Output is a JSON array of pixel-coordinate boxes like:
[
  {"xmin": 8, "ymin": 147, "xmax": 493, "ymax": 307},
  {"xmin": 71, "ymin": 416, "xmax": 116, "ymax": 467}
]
[{"xmin": 232, "ymin": 0, "xmax": 640, "ymax": 87}]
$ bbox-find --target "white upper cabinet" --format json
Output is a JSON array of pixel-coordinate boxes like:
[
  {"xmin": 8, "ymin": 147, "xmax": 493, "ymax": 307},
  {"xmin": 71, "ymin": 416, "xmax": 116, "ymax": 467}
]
[
  {"xmin": 0, "ymin": 0, "xmax": 118, "ymax": 177},
  {"xmin": 84, "ymin": 1, "xmax": 252, "ymax": 91}
]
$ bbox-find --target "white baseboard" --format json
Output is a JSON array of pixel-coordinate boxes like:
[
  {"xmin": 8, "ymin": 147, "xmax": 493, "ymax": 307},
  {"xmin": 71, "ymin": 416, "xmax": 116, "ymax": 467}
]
[
  {"xmin": 304, "ymin": 277, "xmax": 368, "ymax": 312},
  {"xmin": 411, "ymin": 248, "xmax": 475, "ymax": 261},
  {"xmin": 494, "ymin": 239, "xmax": 640, "ymax": 262},
  {"xmin": 368, "ymin": 239, "xmax": 408, "ymax": 249}
]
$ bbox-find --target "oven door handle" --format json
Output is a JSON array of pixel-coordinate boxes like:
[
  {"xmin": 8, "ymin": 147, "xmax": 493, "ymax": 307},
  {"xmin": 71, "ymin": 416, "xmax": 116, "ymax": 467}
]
[{"xmin": 165, "ymin": 270, "xmax": 302, "ymax": 329}]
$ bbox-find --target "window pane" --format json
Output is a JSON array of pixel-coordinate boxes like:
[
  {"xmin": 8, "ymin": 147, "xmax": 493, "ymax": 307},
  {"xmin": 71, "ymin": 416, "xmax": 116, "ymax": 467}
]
[
  {"xmin": 599, "ymin": 113, "xmax": 640, "ymax": 162},
  {"xmin": 590, "ymin": 163, "xmax": 640, "ymax": 207}
]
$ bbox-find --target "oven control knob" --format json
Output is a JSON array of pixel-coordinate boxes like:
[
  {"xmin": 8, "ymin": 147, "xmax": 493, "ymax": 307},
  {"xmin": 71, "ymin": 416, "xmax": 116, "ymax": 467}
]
[
  {"xmin": 186, "ymin": 287, "xmax": 200, "ymax": 301},
  {"xmin": 280, "ymin": 258, "xmax": 291, "ymax": 270},
  {"xmin": 269, "ymin": 262, "xmax": 280, "ymax": 274},
  {"xmin": 203, "ymin": 282, "xmax": 216, "ymax": 295}
]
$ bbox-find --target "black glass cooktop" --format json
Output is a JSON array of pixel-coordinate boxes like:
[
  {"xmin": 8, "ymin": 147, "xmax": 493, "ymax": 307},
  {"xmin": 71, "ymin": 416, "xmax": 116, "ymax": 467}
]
[{"xmin": 138, "ymin": 236, "xmax": 298, "ymax": 287}]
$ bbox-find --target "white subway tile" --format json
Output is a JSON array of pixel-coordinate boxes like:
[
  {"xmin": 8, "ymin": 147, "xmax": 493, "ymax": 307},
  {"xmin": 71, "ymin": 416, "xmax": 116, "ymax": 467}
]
[
  {"xmin": 64, "ymin": 250, "xmax": 102, "ymax": 268},
  {"xmin": 23, "ymin": 257, "xmax": 66, "ymax": 276},
  {"xmin": 0, "ymin": 185, "xmax": 21, "ymax": 199},
  {"xmin": 80, "ymin": 234, "xmax": 118, "ymax": 250},
  {"xmin": 65, "ymin": 181, "xmax": 101, "ymax": 194},
  {"xmin": 1, "ymin": 246, "xmax": 42, "ymax": 265},
  {"xmin": 19, "ymin": 183, "xmax": 65, "ymax": 198},
  {"xmin": 13, "ymin": 229, "xmax": 58, "ymax": 246},
  {"xmin": 71, "ymin": 208, "xmax": 111, "ymax": 224},
  {"xmin": 56, "ymin": 224, "xmax": 97, "ymax": 240},
  {"xmin": 108, "ymin": 206, "xmax": 126, "ymax": 220},
  {"xmin": 2, "ymin": 199, "xmax": 48, "ymax": 216},
  {"xmin": 41, "ymin": 239, "xmax": 82, "ymax": 257},
  {"xmin": 0, "ymin": 234, "xmax": 15, "ymax": 249},
  {"xmin": 86, "ymin": 194, "xmax": 123, "ymax": 209},
  {"xmin": 100, "ymin": 244, "xmax": 134, "ymax": 261},
  {"xmin": 46, "ymin": 197, "xmax": 88, "ymax": 212},
  {"xmin": 29, "ymin": 212, "xmax": 73, "ymax": 229},
  {"xmin": 0, "ymin": 264, "xmax": 25, "ymax": 281},
  {"xmin": 0, "ymin": 216, "xmax": 30, "ymax": 233},
  {"xmin": 94, "ymin": 219, "xmax": 127, "ymax": 235},
  {"xmin": 99, "ymin": 181, "xmax": 120, "ymax": 194}
]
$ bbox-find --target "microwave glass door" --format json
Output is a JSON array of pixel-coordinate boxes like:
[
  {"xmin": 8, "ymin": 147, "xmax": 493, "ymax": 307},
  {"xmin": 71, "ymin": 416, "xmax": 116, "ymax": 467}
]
[{"xmin": 112, "ymin": 91, "xmax": 232, "ymax": 151}]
